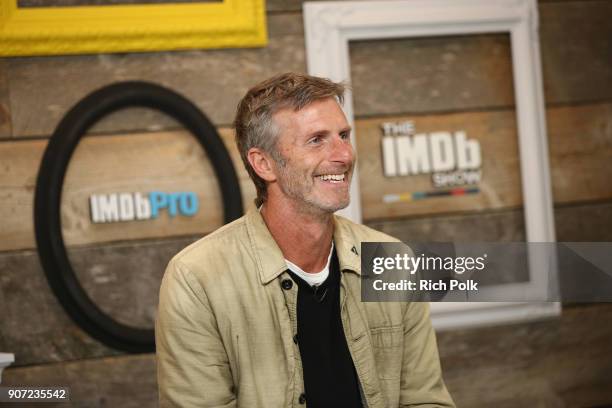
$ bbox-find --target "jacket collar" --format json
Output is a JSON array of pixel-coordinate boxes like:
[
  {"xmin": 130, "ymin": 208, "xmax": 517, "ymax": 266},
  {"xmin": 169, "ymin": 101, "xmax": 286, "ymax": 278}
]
[{"xmin": 244, "ymin": 208, "xmax": 362, "ymax": 285}]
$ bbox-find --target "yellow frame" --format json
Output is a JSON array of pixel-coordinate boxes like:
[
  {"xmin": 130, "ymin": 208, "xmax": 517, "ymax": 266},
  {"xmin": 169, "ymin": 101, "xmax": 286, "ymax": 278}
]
[{"xmin": 0, "ymin": 0, "xmax": 267, "ymax": 56}]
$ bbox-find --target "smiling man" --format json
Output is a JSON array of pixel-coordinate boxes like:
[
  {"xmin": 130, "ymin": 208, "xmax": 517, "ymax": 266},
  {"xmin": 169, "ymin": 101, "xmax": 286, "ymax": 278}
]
[{"xmin": 156, "ymin": 73, "xmax": 455, "ymax": 408}]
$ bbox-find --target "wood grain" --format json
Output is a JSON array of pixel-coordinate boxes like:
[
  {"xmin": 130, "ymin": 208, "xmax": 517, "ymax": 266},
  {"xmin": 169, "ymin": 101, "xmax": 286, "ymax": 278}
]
[
  {"xmin": 1, "ymin": 2, "xmax": 611, "ymax": 406},
  {"xmin": 0, "ymin": 128, "xmax": 256, "ymax": 252},
  {"xmin": 439, "ymin": 303, "xmax": 612, "ymax": 408},
  {"xmin": 0, "ymin": 60, "xmax": 11, "ymax": 139},
  {"xmin": 367, "ymin": 208, "xmax": 527, "ymax": 243},
  {"xmin": 367, "ymin": 201, "xmax": 612, "ymax": 243},
  {"xmin": 539, "ymin": 0, "xmax": 612, "ymax": 105},
  {"xmin": 3, "ymin": 304, "xmax": 612, "ymax": 407},
  {"xmin": 547, "ymin": 102, "xmax": 612, "ymax": 204},
  {"xmin": 68, "ymin": 237, "xmax": 199, "ymax": 330},
  {"xmin": 356, "ymin": 109, "xmax": 523, "ymax": 221},
  {"xmin": 350, "ymin": 33, "xmax": 515, "ymax": 117},
  {"xmin": 1, "ymin": 102, "xmax": 610, "ymax": 251},
  {"xmin": 5, "ymin": 1, "xmax": 612, "ymax": 138},
  {"xmin": 5, "ymin": 13, "xmax": 305, "ymax": 138},
  {"xmin": 357, "ymin": 102, "xmax": 612, "ymax": 221},
  {"xmin": 349, "ymin": 0, "xmax": 612, "ymax": 116},
  {"xmin": 3, "ymin": 353, "xmax": 157, "ymax": 408},
  {"xmin": 0, "ymin": 236, "xmax": 197, "ymax": 366},
  {"xmin": 2, "ymin": 200, "xmax": 611, "ymax": 367}
]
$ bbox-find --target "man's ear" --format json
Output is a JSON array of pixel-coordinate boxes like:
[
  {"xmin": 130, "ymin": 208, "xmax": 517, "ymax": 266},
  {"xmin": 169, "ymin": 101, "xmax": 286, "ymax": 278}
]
[{"xmin": 247, "ymin": 147, "xmax": 277, "ymax": 182}]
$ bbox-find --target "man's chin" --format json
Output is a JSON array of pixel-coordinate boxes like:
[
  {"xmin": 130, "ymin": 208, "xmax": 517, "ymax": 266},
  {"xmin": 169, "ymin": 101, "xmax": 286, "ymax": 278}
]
[
  {"xmin": 319, "ymin": 196, "xmax": 350, "ymax": 213},
  {"xmin": 334, "ymin": 198, "xmax": 350, "ymax": 212}
]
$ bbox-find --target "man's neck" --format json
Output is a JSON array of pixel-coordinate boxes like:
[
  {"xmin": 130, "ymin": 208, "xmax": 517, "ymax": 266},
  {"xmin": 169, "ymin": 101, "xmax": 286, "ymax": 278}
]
[{"xmin": 260, "ymin": 200, "xmax": 334, "ymax": 274}]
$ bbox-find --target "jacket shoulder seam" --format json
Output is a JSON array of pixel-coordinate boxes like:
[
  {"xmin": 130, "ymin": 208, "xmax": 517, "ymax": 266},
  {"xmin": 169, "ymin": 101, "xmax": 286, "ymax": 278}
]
[{"xmin": 173, "ymin": 216, "xmax": 248, "ymax": 262}]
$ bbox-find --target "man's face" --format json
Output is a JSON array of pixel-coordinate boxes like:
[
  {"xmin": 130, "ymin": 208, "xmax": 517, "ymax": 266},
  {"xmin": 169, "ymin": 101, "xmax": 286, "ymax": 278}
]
[{"xmin": 269, "ymin": 97, "xmax": 355, "ymax": 214}]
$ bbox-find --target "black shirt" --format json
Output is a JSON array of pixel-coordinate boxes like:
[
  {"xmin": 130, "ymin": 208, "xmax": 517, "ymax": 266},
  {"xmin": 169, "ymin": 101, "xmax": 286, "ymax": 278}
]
[{"xmin": 287, "ymin": 248, "xmax": 363, "ymax": 408}]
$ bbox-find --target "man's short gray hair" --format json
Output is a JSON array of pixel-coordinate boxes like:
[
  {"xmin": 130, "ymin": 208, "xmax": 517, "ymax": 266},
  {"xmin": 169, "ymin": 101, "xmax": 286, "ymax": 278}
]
[{"xmin": 234, "ymin": 72, "xmax": 346, "ymax": 207}]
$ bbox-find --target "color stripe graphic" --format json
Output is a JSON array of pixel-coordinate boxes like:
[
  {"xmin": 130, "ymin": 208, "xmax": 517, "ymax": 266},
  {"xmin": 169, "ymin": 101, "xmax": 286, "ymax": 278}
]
[{"xmin": 382, "ymin": 187, "xmax": 480, "ymax": 203}]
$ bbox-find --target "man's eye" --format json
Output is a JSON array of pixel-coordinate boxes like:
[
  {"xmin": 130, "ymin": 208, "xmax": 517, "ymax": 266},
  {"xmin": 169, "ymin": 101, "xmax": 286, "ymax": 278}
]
[
  {"xmin": 309, "ymin": 136, "xmax": 323, "ymax": 144},
  {"xmin": 340, "ymin": 131, "xmax": 351, "ymax": 140}
]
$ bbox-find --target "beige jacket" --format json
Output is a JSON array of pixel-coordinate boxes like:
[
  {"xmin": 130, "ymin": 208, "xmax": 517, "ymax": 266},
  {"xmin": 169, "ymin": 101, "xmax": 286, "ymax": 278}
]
[{"xmin": 156, "ymin": 209, "xmax": 455, "ymax": 408}]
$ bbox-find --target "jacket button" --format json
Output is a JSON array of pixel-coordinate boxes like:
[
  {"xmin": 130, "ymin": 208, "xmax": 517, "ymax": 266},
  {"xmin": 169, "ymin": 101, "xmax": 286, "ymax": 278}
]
[
  {"xmin": 299, "ymin": 393, "xmax": 306, "ymax": 404},
  {"xmin": 281, "ymin": 279, "xmax": 293, "ymax": 290},
  {"xmin": 293, "ymin": 334, "xmax": 298, "ymax": 344}
]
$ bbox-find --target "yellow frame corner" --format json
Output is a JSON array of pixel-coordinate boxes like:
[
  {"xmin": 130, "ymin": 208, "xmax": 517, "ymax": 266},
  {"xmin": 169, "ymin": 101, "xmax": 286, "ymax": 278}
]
[{"xmin": 0, "ymin": 0, "xmax": 267, "ymax": 56}]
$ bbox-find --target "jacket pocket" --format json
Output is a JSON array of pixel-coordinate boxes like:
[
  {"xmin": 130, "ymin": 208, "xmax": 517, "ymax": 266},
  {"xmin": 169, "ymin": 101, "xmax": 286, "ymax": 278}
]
[{"xmin": 369, "ymin": 325, "xmax": 403, "ymax": 380}]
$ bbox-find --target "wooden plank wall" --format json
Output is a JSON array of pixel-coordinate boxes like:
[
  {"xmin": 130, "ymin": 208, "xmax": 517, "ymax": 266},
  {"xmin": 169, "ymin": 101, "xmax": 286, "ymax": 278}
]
[{"xmin": 1, "ymin": 0, "xmax": 611, "ymax": 406}]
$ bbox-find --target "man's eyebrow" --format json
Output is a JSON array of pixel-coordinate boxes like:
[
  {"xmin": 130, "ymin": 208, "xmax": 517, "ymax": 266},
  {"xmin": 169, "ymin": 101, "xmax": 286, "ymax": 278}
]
[
  {"xmin": 305, "ymin": 128, "xmax": 330, "ymax": 137},
  {"xmin": 304, "ymin": 125, "xmax": 352, "ymax": 138}
]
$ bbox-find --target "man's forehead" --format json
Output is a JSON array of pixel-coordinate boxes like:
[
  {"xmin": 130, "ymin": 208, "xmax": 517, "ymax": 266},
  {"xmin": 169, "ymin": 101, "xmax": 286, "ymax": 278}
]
[{"xmin": 273, "ymin": 98, "xmax": 348, "ymax": 131}]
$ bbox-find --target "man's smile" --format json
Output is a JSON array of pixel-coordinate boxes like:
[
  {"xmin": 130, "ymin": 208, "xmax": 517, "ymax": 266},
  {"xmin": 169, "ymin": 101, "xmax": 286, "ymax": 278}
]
[{"xmin": 315, "ymin": 173, "xmax": 347, "ymax": 184}]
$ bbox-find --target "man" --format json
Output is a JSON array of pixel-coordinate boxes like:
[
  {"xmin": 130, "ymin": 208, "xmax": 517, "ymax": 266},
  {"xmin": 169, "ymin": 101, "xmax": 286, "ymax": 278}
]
[{"xmin": 156, "ymin": 73, "xmax": 455, "ymax": 407}]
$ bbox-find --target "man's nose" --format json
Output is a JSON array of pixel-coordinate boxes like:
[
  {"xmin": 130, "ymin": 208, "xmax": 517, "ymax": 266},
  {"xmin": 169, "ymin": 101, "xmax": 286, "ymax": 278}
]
[{"xmin": 329, "ymin": 134, "xmax": 354, "ymax": 165}]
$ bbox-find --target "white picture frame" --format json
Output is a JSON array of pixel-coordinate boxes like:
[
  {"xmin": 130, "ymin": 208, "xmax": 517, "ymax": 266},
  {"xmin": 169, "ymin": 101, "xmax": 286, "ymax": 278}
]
[{"xmin": 304, "ymin": 0, "xmax": 560, "ymax": 330}]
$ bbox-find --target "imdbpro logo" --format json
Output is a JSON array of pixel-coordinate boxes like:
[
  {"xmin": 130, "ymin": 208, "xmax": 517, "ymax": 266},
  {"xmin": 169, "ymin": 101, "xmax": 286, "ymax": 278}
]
[
  {"xmin": 89, "ymin": 191, "xmax": 199, "ymax": 223},
  {"xmin": 35, "ymin": 81, "xmax": 243, "ymax": 352}
]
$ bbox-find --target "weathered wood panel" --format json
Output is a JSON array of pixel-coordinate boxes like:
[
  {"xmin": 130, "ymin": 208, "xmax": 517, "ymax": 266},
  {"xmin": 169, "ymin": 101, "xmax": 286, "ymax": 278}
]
[
  {"xmin": 367, "ymin": 201, "xmax": 612, "ymax": 243},
  {"xmin": 0, "ymin": 139, "xmax": 44, "ymax": 250},
  {"xmin": 357, "ymin": 109, "xmax": 522, "ymax": 220},
  {"xmin": 0, "ymin": 60, "xmax": 11, "ymax": 139},
  {"xmin": 2, "ymin": 200, "xmax": 611, "ymax": 366},
  {"xmin": 439, "ymin": 303, "xmax": 612, "ymax": 407},
  {"xmin": 266, "ymin": 0, "xmax": 607, "ymax": 13},
  {"xmin": 6, "ymin": 1, "xmax": 612, "ymax": 138},
  {"xmin": 68, "ymin": 237, "xmax": 199, "ymax": 329},
  {"xmin": 266, "ymin": 0, "xmax": 300, "ymax": 12},
  {"xmin": 3, "ymin": 304, "xmax": 612, "ymax": 407},
  {"xmin": 357, "ymin": 102, "xmax": 612, "ymax": 221},
  {"xmin": 350, "ymin": 33, "xmax": 515, "ymax": 117},
  {"xmin": 6, "ymin": 13, "xmax": 305, "ymax": 138},
  {"xmin": 2, "ymin": 354, "xmax": 158, "ymax": 408},
  {"xmin": 0, "ymin": 128, "xmax": 256, "ymax": 252},
  {"xmin": 349, "ymin": 0, "xmax": 612, "ymax": 116},
  {"xmin": 58, "ymin": 128, "xmax": 256, "ymax": 246},
  {"xmin": 1, "ymin": 102, "xmax": 610, "ymax": 251},
  {"xmin": 548, "ymin": 102, "xmax": 612, "ymax": 204},
  {"xmin": 367, "ymin": 208, "xmax": 526, "ymax": 242},
  {"xmin": 0, "ymin": 236, "xmax": 196, "ymax": 366},
  {"xmin": 554, "ymin": 202, "xmax": 612, "ymax": 242},
  {"xmin": 1, "ymin": 2, "xmax": 610, "ymax": 407},
  {"xmin": 539, "ymin": 0, "xmax": 612, "ymax": 105},
  {"xmin": 0, "ymin": 249, "xmax": 121, "ymax": 365}
]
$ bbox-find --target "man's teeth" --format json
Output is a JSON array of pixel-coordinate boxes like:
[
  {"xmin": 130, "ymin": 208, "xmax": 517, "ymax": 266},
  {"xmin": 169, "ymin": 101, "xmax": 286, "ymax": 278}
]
[{"xmin": 318, "ymin": 174, "xmax": 345, "ymax": 183}]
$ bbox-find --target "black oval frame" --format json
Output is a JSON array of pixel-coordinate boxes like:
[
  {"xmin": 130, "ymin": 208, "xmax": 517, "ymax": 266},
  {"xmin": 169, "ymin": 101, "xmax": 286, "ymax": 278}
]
[{"xmin": 34, "ymin": 81, "xmax": 243, "ymax": 352}]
